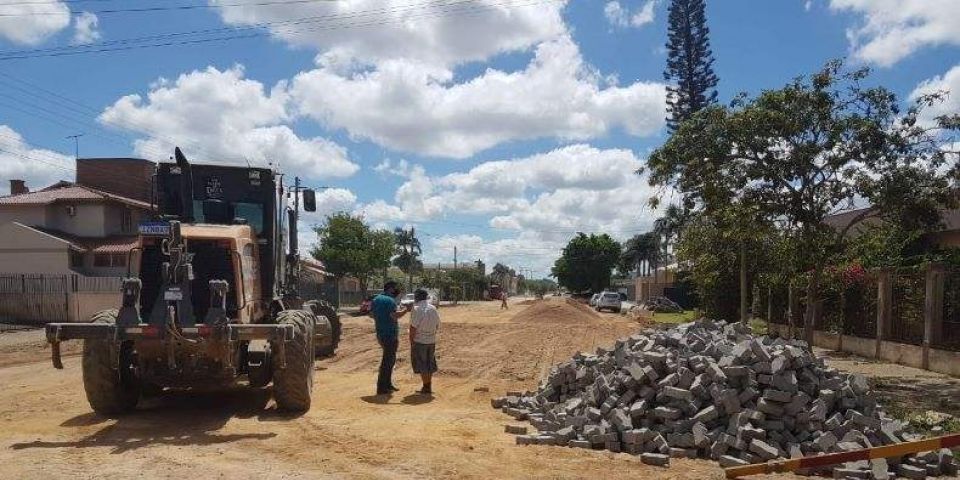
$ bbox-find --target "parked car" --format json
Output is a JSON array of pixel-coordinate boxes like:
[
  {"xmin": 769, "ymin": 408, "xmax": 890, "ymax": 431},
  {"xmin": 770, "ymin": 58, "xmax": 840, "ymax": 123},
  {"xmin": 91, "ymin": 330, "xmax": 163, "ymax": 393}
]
[
  {"xmin": 400, "ymin": 292, "xmax": 439, "ymax": 307},
  {"xmin": 589, "ymin": 293, "xmax": 600, "ymax": 307},
  {"xmin": 596, "ymin": 291, "xmax": 622, "ymax": 313}
]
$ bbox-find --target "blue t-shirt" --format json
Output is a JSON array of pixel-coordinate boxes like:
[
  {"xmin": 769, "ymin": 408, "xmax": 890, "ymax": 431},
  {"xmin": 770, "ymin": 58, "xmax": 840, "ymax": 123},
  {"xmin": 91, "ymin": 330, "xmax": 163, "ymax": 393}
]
[{"xmin": 371, "ymin": 293, "xmax": 399, "ymax": 340}]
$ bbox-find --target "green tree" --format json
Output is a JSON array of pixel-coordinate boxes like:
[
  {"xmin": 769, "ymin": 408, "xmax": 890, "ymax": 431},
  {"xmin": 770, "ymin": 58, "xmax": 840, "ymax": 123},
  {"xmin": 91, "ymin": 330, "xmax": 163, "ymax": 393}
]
[
  {"xmin": 647, "ymin": 61, "xmax": 959, "ymax": 342},
  {"xmin": 311, "ymin": 213, "xmax": 394, "ymax": 292},
  {"xmin": 392, "ymin": 227, "xmax": 423, "ymax": 289},
  {"xmin": 619, "ymin": 232, "xmax": 660, "ymax": 276},
  {"xmin": 552, "ymin": 233, "xmax": 622, "ymax": 293},
  {"xmin": 664, "ymin": 0, "xmax": 719, "ymax": 132}
]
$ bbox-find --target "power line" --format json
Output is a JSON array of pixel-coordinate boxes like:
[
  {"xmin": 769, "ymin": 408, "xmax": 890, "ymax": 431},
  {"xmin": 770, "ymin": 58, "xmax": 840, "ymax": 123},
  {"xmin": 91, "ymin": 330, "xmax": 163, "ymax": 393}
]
[
  {"xmin": 0, "ymin": 0, "xmax": 343, "ymax": 16},
  {"xmin": 0, "ymin": 0, "xmax": 559, "ymax": 61}
]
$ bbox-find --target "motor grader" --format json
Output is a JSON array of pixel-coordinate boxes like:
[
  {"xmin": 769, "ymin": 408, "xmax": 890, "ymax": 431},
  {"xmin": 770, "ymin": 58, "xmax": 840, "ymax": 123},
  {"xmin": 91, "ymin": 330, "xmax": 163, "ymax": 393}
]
[{"xmin": 44, "ymin": 147, "xmax": 340, "ymax": 414}]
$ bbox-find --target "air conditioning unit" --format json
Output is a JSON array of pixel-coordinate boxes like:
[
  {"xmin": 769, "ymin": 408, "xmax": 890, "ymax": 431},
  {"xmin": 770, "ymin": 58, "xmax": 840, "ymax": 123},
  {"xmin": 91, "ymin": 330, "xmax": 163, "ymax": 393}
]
[{"xmin": 65, "ymin": 205, "xmax": 76, "ymax": 217}]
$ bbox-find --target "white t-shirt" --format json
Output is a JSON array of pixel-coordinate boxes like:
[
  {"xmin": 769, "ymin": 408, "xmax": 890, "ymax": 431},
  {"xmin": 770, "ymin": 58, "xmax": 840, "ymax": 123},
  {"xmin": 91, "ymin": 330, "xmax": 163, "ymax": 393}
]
[{"xmin": 410, "ymin": 300, "xmax": 440, "ymax": 344}]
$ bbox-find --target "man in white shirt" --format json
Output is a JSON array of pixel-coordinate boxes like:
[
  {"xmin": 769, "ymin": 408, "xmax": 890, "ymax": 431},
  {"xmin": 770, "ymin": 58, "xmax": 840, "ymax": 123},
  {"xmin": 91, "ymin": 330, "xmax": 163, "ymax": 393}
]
[{"xmin": 409, "ymin": 288, "xmax": 440, "ymax": 394}]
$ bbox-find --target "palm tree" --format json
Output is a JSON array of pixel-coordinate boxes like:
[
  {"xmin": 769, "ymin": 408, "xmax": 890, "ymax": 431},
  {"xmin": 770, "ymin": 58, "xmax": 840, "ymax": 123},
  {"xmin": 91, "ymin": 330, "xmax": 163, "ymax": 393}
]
[
  {"xmin": 621, "ymin": 233, "xmax": 660, "ymax": 277},
  {"xmin": 392, "ymin": 227, "xmax": 422, "ymax": 289}
]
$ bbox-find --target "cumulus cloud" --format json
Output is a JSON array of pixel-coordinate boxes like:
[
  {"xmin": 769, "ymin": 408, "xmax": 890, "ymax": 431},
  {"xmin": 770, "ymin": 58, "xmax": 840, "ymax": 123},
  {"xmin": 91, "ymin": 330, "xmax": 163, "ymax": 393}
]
[
  {"xmin": 211, "ymin": 0, "xmax": 566, "ymax": 68},
  {"xmin": 425, "ymin": 233, "xmax": 564, "ymax": 277},
  {"xmin": 290, "ymin": 36, "xmax": 666, "ymax": 158},
  {"xmin": 0, "ymin": 1, "xmax": 70, "ymax": 45},
  {"xmin": 604, "ymin": 0, "xmax": 656, "ymax": 29},
  {"xmin": 830, "ymin": 0, "xmax": 960, "ymax": 67},
  {"xmin": 357, "ymin": 144, "xmax": 659, "ymax": 245},
  {"xmin": 99, "ymin": 65, "xmax": 359, "ymax": 178},
  {"xmin": 909, "ymin": 63, "xmax": 960, "ymax": 127},
  {"xmin": 0, "ymin": 125, "xmax": 73, "ymax": 195},
  {"xmin": 71, "ymin": 12, "xmax": 101, "ymax": 45}
]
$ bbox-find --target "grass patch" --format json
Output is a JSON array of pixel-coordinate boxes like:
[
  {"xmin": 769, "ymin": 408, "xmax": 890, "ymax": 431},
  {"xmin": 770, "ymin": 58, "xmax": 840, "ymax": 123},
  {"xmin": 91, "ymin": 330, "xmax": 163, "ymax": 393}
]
[{"xmin": 650, "ymin": 310, "xmax": 698, "ymax": 324}]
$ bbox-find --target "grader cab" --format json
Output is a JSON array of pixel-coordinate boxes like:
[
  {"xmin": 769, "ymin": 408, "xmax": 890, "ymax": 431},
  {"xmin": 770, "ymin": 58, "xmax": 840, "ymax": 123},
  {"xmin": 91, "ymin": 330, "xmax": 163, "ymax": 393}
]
[{"xmin": 45, "ymin": 148, "xmax": 340, "ymax": 414}]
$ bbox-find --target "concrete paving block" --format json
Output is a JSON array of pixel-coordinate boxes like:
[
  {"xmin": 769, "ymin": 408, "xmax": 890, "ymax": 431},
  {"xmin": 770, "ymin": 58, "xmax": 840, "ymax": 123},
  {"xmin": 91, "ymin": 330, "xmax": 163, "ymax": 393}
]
[
  {"xmin": 897, "ymin": 464, "xmax": 927, "ymax": 479},
  {"xmin": 568, "ymin": 439, "xmax": 592, "ymax": 449},
  {"xmin": 693, "ymin": 405, "xmax": 719, "ymax": 424},
  {"xmin": 748, "ymin": 439, "xmax": 780, "ymax": 460},
  {"xmin": 868, "ymin": 458, "xmax": 890, "ymax": 480},
  {"xmin": 762, "ymin": 389, "xmax": 794, "ymax": 403},
  {"xmin": 641, "ymin": 453, "xmax": 671, "ymax": 467},
  {"xmin": 719, "ymin": 455, "xmax": 749, "ymax": 467},
  {"xmin": 663, "ymin": 386, "xmax": 694, "ymax": 401},
  {"xmin": 505, "ymin": 425, "xmax": 528, "ymax": 435},
  {"xmin": 816, "ymin": 431, "xmax": 838, "ymax": 452},
  {"xmin": 832, "ymin": 468, "xmax": 872, "ymax": 479}
]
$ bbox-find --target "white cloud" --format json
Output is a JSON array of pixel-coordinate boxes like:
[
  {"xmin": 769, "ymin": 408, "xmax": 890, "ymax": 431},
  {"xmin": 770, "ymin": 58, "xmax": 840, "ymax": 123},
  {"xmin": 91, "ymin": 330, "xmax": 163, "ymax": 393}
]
[
  {"xmin": 99, "ymin": 65, "xmax": 359, "ymax": 178},
  {"xmin": 357, "ymin": 144, "xmax": 659, "ymax": 243},
  {"xmin": 804, "ymin": 0, "xmax": 813, "ymax": 12},
  {"xmin": 71, "ymin": 11, "xmax": 101, "ymax": 45},
  {"xmin": 0, "ymin": 1, "xmax": 70, "ymax": 45},
  {"xmin": 291, "ymin": 36, "xmax": 666, "ymax": 158},
  {"xmin": 604, "ymin": 0, "xmax": 656, "ymax": 29},
  {"xmin": 0, "ymin": 125, "xmax": 73, "ymax": 195},
  {"xmin": 909, "ymin": 63, "xmax": 960, "ymax": 127},
  {"xmin": 830, "ymin": 0, "xmax": 960, "ymax": 66},
  {"xmin": 211, "ymin": 0, "xmax": 567, "ymax": 68}
]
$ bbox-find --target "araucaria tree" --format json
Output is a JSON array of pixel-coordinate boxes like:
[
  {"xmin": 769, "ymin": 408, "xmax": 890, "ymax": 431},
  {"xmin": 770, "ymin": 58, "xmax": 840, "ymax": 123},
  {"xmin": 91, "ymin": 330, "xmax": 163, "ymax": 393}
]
[
  {"xmin": 647, "ymin": 61, "xmax": 959, "ymax": 343},
  {"xmin": 552, "ymin": 233, "xmax": 622, "ymax": 293},
  {"xmin": 664, "ymin": 0, "xmax": 719, "ymax": 132}
]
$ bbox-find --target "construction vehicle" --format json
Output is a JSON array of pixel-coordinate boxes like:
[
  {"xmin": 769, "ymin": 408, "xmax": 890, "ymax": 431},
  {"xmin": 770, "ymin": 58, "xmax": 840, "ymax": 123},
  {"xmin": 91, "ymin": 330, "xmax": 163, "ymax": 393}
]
[{"xmin": 44, "ymin": 147, "xmax": 341, "ymax": 414}]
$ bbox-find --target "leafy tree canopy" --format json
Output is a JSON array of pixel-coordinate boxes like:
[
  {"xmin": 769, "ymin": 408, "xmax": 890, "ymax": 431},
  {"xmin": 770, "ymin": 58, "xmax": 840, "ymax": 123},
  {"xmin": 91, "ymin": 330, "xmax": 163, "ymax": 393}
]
[
  {"xmin": 311, "ymin": 213, "xmax": 394, "ymax": 290},
  {"xmin": 552, "ymin": 233, "xmax": 622, "ymax": 293}
]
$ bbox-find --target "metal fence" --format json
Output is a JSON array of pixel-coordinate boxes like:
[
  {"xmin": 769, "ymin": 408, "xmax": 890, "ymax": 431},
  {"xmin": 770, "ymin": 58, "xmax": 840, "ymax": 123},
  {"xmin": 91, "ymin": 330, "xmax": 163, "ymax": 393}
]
[
  {"xmin": 941, "ymin": 266, "xmax": 960, "ymax": 350},
  {"xmin": 890, "ymin": 269, "xmax": 925, "ymax": 345},
  {"xmin": 0, "ymin": 274, "xmax": 121, "ymax": 324},
  {"xmin": 841, "ymin": 273, "xmax": 878, "ymax": 339}
]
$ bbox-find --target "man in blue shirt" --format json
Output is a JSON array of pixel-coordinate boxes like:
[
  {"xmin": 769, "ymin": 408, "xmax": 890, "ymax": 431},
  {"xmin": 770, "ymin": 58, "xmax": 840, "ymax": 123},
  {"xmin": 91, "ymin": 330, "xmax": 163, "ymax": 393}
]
[{"xmin": 371, "ymin": 281, "xmax": 412, "ymax": 395}]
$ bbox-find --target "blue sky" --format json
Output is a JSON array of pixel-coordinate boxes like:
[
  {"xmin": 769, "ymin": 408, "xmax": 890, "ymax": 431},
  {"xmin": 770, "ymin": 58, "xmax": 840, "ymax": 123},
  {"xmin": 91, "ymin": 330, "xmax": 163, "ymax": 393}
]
[{"xmin": 1, "ymin": 0, "xmax": 958, "ymax": 277}]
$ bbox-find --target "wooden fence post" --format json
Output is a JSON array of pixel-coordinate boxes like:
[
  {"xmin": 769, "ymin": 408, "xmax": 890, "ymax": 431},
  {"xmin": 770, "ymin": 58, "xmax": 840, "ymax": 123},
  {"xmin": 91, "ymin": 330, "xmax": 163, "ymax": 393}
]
[
  {"xmin": 876, "ymin": 268, "xmax": 893, "ymax": 359},
  {"xmin": 923, "ymin": 263, "xmax": 946, "ymax": 370}
]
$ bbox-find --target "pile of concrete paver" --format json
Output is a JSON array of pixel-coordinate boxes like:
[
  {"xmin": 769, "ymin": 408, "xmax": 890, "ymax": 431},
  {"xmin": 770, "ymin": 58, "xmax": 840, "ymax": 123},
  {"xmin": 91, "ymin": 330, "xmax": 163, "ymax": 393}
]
[{"xmin": 492, "ymin": 319, "xmax": 958, "ymax": 479}]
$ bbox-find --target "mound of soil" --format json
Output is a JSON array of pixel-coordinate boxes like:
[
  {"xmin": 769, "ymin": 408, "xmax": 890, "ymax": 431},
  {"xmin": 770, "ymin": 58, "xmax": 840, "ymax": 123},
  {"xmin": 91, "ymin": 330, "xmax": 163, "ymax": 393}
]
[{"xmin": 510, "ymin": 298, "xmax": 600, "ymax": 324}]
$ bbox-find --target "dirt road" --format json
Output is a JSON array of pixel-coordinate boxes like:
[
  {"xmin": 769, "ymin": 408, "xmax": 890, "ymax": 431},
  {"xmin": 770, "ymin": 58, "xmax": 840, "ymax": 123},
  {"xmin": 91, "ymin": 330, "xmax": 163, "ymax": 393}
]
[{"xmin": 0, "ymin": 298, "xmax": 726, "ymax": 479}]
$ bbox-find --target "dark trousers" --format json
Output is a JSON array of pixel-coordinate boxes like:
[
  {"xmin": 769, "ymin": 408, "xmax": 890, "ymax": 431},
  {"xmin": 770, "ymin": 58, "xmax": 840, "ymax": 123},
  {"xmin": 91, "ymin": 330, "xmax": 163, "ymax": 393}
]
[{"xmin": 377, "ymin": 337, "xmax": 398, "ymax": 392}]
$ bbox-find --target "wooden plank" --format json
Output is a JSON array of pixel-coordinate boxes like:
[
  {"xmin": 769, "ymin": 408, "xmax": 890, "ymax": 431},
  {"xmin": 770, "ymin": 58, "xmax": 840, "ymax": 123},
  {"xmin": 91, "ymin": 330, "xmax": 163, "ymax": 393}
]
[{"xmin": 725, "ymin": 433, "xmax": 960, "ymax": 479}]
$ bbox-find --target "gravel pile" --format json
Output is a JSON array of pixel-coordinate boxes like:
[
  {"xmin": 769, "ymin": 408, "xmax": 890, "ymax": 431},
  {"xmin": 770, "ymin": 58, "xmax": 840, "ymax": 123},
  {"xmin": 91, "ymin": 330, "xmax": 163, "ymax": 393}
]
[{"xmin": 492, "ymin": 319, "xmax": 958, "ymax": 478}]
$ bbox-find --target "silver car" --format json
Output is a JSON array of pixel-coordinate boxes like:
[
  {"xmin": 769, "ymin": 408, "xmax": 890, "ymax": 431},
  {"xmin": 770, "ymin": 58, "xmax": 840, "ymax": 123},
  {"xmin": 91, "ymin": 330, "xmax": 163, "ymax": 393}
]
[{"xmin": 596, "ymin": 292, "xmax": 622, "ymax": 313}]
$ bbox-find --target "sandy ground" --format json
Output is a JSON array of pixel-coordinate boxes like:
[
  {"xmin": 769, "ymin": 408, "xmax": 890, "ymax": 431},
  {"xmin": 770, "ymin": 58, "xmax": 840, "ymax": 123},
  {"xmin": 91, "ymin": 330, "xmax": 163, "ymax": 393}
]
[
  {"xmin": 1, "ymin": 299, "xmax": 955, "ymax": 479},
  {"xmin": 0, "ymin": 298, "xmax": 729, "ymax": 480}
]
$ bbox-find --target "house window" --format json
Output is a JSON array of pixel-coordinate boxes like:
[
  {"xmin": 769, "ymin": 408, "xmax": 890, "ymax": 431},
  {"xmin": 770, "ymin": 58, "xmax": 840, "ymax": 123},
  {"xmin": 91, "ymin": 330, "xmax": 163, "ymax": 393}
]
[
  {"xmin": 120, "ymin": 209, "xmax": 133, "ymax": 233},
  {"xmin": 94, "ymin": 253, "xmax": 127, "ymax": 267}
]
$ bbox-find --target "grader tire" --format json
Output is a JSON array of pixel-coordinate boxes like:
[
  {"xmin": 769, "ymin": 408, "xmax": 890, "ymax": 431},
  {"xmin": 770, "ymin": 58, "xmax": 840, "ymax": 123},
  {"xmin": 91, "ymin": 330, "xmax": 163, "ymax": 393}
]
[
  {"xmin": 307, "ymin": 300, "xmax": 341, "ymax": 358},
  {"xmin": 272, "ymin": 310, "xmax": 315, "ymax": 412},
  {"xmin": 81, "ymin": 309, "xmax": 140, "ymax": 416}
]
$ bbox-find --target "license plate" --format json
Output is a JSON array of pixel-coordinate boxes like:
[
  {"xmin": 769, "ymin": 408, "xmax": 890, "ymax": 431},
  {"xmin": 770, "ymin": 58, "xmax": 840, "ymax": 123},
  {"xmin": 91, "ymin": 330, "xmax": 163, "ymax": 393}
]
[
  {"xmin": 164, "ymin": 288, "xmax": 183, "ymax": 301},
  {"xmin": 139, "ymin": 222, "xmax": 171, "ymax": 236}
]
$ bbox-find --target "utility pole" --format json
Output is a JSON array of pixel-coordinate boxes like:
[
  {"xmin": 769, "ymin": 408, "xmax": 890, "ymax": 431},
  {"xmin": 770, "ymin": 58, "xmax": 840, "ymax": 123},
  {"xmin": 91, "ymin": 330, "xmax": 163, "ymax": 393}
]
[
  {"xmin": 454, "ymin": 246, "xmax": 458, "ymax": 270},
  {"xmin": 66, "ymin": 134, "xmax": 84, "ymax": 160}
]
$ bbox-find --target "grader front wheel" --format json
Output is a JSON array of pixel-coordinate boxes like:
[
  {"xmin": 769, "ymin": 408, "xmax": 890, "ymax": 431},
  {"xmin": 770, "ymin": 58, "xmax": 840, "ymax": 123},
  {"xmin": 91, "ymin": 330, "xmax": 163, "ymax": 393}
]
[{"xmin": 271, "ymin": 310, "xmax": 315, "ymax": 411}]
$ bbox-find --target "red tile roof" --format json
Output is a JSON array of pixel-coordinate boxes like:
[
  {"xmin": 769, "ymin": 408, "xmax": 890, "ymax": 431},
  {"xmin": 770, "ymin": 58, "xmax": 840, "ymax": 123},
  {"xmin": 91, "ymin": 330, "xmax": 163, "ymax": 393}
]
[
  {"xmin": 32, "ymin": 227, "xmax": 138, "ymax": 254},
  {"xmin": 0, "ymin": 183, "xmax": 151, "ymax": 209}
]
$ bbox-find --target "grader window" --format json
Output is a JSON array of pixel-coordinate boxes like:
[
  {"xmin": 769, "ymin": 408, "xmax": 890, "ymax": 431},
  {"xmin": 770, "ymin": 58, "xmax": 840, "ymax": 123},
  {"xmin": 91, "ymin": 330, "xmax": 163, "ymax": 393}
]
[{"xmin": 187, "ymin": 240, "xmax": 239, "ymax": 321}]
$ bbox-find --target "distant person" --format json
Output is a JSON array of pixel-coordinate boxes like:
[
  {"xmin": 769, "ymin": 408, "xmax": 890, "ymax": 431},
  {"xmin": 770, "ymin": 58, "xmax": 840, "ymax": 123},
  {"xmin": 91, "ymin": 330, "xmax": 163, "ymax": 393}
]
[
  {"xmin": 500, "ymin": 291, "xmax": 508, "ymax": 310},
  {"xmin": 409, "ymin": 288, "xmax": 440, "ymax": 395},
  {"xmin": 371, "ymin": 281, "xmax": 412, "ymax": 395}
]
